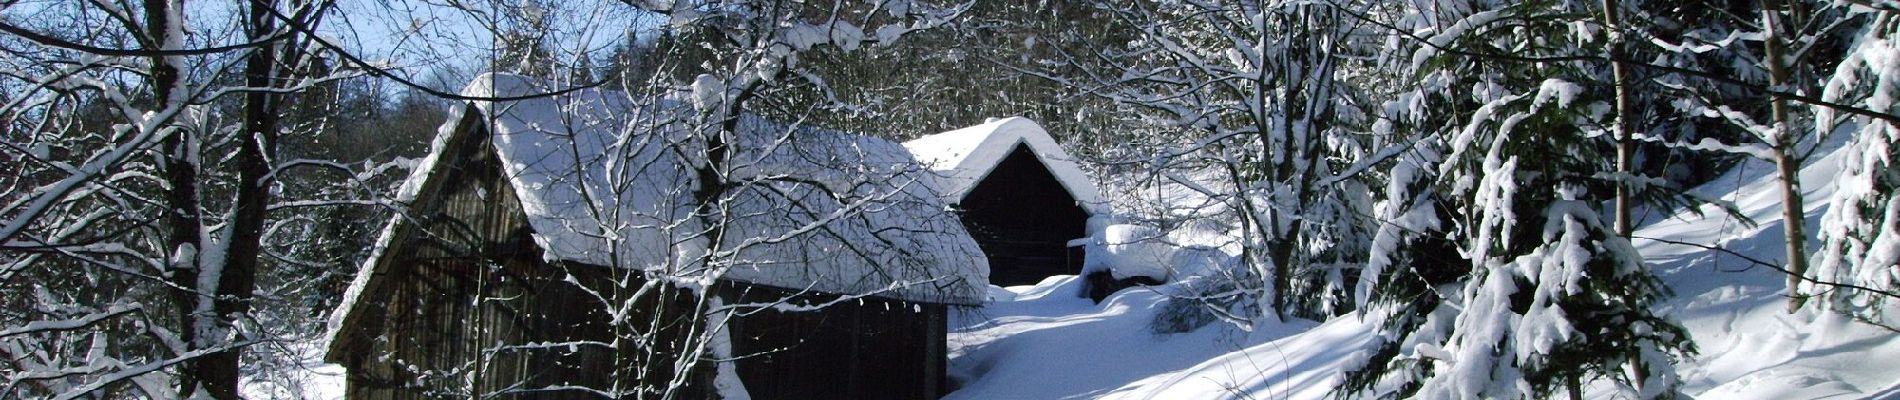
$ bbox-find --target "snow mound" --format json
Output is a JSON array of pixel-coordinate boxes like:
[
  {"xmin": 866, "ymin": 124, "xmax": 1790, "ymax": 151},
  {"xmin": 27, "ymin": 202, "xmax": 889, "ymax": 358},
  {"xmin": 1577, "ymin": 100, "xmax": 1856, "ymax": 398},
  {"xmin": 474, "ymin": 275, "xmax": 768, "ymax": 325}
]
[{"xmin": 1083, "ymin": 224, "xmax": 1174, "ymax": 281}]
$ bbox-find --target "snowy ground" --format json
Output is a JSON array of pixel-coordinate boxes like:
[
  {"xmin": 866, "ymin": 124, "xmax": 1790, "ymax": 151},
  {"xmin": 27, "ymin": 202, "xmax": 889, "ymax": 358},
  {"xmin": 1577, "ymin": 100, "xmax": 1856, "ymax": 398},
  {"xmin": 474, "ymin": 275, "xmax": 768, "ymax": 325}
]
[
  {"xmin": 947, "ymin": 278, "xmax": 1368, "ymax": 399},
  {"xmin": 242, "ymin": 341, "xmax": 347, "ymax": 399},
  {"xmin": 948, "ymin": 140, "xmax": 1900, "ymax": 399},
  {"xmin": 287, "ymin": 140, "xmax": 1898, "ymax": 399},
  {"xmin": 1644, "ymin": 140, "xmax": 1900, "ymax": 400}
]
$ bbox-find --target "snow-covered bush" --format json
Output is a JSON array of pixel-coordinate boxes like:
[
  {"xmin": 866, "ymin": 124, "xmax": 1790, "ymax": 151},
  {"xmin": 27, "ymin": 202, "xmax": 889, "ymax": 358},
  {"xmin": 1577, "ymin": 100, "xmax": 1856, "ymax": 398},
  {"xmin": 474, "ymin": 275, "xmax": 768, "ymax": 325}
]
[
  {"xmin": 1809, "ymin": 12, "xmax": 1900, "ymax": 328},
  {"xmin": 1149, "ymin": 275, "xmax": 1251, "ymax": 335},
  {"xmin": 1122, "ymin": 221, "xmax": 1246, "ymax": 333}
]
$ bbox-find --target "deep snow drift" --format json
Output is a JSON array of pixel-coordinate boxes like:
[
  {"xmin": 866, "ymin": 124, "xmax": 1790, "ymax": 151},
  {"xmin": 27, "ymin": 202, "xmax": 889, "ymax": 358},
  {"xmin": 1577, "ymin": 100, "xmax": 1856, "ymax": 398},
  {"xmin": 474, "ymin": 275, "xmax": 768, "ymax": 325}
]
[{"xmin": 947, "ymin": 139, "xmax": 1900, "ymax": 399}]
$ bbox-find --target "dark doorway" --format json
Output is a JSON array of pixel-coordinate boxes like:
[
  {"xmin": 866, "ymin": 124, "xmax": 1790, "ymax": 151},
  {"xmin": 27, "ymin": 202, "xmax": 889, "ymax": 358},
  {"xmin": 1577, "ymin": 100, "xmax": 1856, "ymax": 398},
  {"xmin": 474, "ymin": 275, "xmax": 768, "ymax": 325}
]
[{"xmin": 959, "ymin": 143, "xmax": 1091, "ymax": 286}]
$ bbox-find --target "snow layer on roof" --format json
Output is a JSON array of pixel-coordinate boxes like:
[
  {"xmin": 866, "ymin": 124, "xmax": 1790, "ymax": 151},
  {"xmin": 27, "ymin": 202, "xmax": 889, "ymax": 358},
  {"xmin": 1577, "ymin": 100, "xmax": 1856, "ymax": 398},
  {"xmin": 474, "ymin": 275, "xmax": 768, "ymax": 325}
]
[
  {"xmin": 466, "ymin": 73, "xmax": 987, "ymax": 304},
  {"xmin": 903, "ymin": 117, "xmax": 1108, "ymax": 215}
]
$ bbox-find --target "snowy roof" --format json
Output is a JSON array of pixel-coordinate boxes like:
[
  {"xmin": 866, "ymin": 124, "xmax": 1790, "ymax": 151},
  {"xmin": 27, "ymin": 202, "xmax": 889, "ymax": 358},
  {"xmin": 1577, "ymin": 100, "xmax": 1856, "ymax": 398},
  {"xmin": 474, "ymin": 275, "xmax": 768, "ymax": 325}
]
[
  {"xmin": 473, "ymin": 73, "xmax": 987, "ymax": 304},
  {"xmin": 328, "ymin": 74, "xmax": 990, "ymax": 354},
  {"xmin": 903, "ymin": 117, "xmax": 1108, "ymax": 215}
]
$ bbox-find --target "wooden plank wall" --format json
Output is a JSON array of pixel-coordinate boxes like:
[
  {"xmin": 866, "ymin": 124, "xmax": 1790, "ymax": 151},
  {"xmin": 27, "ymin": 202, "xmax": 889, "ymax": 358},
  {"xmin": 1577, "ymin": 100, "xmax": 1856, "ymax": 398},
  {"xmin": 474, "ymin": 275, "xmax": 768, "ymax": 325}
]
[
  {"xmin": 342, "ymin": 122, "xmax": 953, "ymax": 399},
  {"xmin": 722, "ymin": 283, "xmax": 949, "ymax": 400}
]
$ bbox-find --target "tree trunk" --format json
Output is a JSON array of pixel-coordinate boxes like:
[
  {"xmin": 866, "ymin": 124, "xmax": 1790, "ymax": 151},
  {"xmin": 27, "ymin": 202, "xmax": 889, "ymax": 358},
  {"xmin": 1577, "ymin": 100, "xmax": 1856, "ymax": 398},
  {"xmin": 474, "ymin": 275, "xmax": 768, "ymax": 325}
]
[
  {"xmin": 1758, "ymin": 0, "xmax": 1812, "ymax": 313},
  {"xmin": 1566, "ymin": 373, "xmax": 1585, "ymax": 400},
  {"xmin": 157, "ymin": 0, "xmax": 282, "ymax": 396},
  {"xmin": 188, "ymin": 0, "xmax": 281, "ymax": 397},
  {"xmin": 1601, "ymin": 0, "xmax": 1655, "ymax": 389},
  {"xmin": 144, "ymin": 0, "xmax": 220, "ymax": 397},
  {"xmin": 1604, "ymin": 0, "xmax": 1635, "ymax": 238}
]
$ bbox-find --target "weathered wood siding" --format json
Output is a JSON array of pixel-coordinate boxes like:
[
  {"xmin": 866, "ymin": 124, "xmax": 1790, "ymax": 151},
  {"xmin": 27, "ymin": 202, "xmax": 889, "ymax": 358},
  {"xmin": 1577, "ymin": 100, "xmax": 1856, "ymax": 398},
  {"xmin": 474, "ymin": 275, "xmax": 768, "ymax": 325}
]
[
  {"xmin": 338, "ymin": 113, "xmax": 955, "ymax": 399},
  {"xmin": 339, "ymin": 122, "xmax": 704, "ymax": 399},
  {"xmin": 720, "ymin": 283, "xmax": 951, "ymax": 399},
  {"xmin": 347, "ymin": 264, "xmax": 954, "ymax": 399},
  {"xmin": 344, "ymin": 258, "xmax": 710, "ymax": 399}
]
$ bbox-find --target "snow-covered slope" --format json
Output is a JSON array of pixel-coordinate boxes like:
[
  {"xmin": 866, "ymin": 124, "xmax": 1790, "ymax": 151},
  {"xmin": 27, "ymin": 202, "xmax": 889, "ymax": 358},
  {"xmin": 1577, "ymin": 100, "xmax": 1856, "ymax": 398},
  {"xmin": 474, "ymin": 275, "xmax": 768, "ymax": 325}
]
[
  {"xmin": 1642, "ymin": 143, "xmax": 1900, "ymax": 400},
  {"xmin": 948, "ymin": 276, "xmax": 1365, "ymax": 400},
  {"xmin": 949, "ymin": 139, "xmax": 1900, "ymax": 399}
]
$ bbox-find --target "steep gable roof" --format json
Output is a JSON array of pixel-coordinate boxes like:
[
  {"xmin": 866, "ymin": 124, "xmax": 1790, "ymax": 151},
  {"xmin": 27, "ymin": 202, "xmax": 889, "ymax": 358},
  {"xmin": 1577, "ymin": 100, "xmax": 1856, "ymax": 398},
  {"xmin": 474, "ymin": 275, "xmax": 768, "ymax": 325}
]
[
  {"xmin": 466, "ymin": 74, "xmax": 986, "ymax": 304},
  {"xmin": 324, "ymin": 103, "xmax": 487, "ymax": 361},
  {"xmin": 903, "ymin": 117, "xmax": 1108, "ymax": 215},
  {"xmin": 328, "ymin": 74, "xmax": 990, "ymax": 360}
]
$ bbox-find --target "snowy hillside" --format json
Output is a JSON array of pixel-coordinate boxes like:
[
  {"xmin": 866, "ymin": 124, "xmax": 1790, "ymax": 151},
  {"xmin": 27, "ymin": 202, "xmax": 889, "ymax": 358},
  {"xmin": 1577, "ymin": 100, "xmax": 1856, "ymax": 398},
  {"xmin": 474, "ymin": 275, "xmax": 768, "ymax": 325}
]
[{"xmin": 947, "ymin": 141, "xmax": 1900, "ymax": 399}]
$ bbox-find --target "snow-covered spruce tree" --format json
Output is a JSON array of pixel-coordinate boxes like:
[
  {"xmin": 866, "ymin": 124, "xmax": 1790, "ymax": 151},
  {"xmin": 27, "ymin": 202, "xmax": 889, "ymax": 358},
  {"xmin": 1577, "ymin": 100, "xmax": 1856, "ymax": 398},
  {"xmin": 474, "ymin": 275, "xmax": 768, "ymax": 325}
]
[
  {"xmin": 1058, "ymin": 0, "xmax": 1381, "ymax": 322},
  {"xmin": 1339, "ymin": 0, "xmax": 1694, "ymax": 398},
  {"xmin": 1807, "ymin": 9, "xmax": 1900, "ymax": 329},
  {"xmin": 1338, "ymin": 137, "xmax": 1467, "ymax": 398}
]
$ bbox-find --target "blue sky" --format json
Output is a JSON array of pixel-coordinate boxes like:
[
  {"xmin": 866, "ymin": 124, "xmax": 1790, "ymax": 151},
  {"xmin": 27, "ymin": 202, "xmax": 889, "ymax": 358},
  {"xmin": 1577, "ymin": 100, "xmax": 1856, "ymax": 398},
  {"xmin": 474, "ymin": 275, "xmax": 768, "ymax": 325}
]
[{"xmin": 324, "ymin": 0, "xmax": 661, "ymax": 90}]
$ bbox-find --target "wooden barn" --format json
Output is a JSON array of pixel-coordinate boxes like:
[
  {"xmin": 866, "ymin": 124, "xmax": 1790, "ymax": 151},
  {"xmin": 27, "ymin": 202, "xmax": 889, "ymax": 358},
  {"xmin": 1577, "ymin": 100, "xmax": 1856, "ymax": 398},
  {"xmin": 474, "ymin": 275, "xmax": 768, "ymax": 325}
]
[
  {"xmin": 903, "ymin": 118, "xmax": 1108, "ymax": 287},
  {"xmin": 325, "ymin": 74, "xmax": 989, "ymax": 399}
]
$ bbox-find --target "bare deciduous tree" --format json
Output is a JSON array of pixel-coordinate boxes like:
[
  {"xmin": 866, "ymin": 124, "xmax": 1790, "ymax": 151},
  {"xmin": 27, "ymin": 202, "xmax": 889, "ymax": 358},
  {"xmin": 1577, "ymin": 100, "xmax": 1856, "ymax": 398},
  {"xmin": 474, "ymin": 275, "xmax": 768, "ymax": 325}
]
[{"xmin": 0, "ymin": 1, "xmax": 393, "ymax": 397}]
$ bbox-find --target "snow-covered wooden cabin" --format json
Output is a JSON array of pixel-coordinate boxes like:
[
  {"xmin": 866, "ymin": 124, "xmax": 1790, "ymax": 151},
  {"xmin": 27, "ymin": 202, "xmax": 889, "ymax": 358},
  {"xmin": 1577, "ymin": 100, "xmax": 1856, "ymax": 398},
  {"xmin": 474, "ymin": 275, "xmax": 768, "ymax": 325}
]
[
  {"xmin": 324, "ymin": 74, "xmax": 987, "ymax": 399},
  {"xmin": 904, "ymin": 118, "xmax": 1107, "ymax": 287}
]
